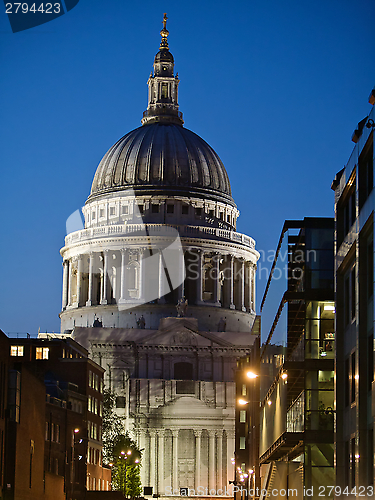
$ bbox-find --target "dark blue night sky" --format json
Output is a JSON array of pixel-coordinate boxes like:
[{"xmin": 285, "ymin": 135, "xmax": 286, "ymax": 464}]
[{"xmin": 0, "ymin": 0, "xmax": 374, "ymax": 335}]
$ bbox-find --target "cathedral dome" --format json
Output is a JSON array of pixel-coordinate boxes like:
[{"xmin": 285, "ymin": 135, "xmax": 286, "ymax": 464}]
[{"xmin": 88, "ymin": 122, "xmax": 234, "ymax": 204}]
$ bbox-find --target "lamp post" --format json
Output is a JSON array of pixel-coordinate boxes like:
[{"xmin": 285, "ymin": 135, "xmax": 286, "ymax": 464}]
[{"xmin": 71, "ymin": 428, "xmax": 80, "ymax": 500}]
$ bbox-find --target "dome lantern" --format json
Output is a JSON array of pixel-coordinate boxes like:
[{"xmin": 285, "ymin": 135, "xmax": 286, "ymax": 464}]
[{"xmin": 142, "ymin": 14, "xmax": 183, "ymax": 126}]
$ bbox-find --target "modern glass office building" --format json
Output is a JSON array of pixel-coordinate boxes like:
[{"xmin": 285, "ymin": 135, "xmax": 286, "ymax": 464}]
[{"xmin": 258, "ymin": 218, "xmax": 335, "ymax": 499}]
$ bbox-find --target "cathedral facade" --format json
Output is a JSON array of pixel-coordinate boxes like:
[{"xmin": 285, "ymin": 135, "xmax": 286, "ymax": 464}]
[{"xmin": 59, "ymin": 16, "xmax": 259, "ymax": 496}]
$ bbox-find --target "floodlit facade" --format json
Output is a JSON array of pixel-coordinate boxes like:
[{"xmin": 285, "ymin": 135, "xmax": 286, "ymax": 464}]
[
  {"xmin": 331, "ymin": 88, "xmax": 374, "ymax": 491},
  {"xmin": 58, "ymin": 16, "xmax": 260, "ymax": 498}
]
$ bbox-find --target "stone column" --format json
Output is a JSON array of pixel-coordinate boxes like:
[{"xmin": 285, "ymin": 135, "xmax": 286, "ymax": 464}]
[
  {"xmin": 119, "ymin": 249, "xmax": 127, "ymax": 302},
  {"xmin": 158, "ymin": 250, "xmax": 166, "ymax": 304},
  {"xmin": 149, "ymin": 430, "xmax": 156, "ymax": 488},
  {"xmin": 86, "ymin": 253, "xmax": 94, "ymax": 306},
  {"xmin": 213, "ymin": 253, "xmax": 221, "ymax": 306},
  {"xmin": 178, "ymin": 249, "xmax": 185, "ymax": 299},
  {"xmin": 157, "ymin": 430, "xmax": 165, "ymax": 494},
  {"xmin": 251, "ymin": 264, "xmax": 256, "ymax": 312},
  {"xmin": 138, "ymin": 249, "xmax": 144, "ymax": 301},
  {"xmin": 138, "ymin": 428, "xmax": 147, "ymax": 486},
  {"xmin": 172, "ymin": 429, "xmax": 179, "ymax": 491},
  {"xmin": 77, "ymin": 255, "xmax": 83, "ymax": 306},
  {"xmin": 208, "ymin": 430, "xmax": 216, "ymax": 490},
  {"xmin": 194, "ymin": 429, "xmax": 202, "ymax": 489},
  {"xmin": 226, "ymin": 431, "xmax": 235, "ymax": 485},
  {"xmin": 247, "ymin": 263, "xmax": 252, "ymax": 312},
  {"xmin": 240, "ymin": 259, "xmax": 246, "ymax": 311},
  {"xmin": 67, "ymin": 259, "xmax": 73, "ymax": 307},
  {"xmin": 217, "ymin": 431, "xmax": 223, "ymax": 490},
  {"xmin": 196, "ymin": 250, "xmax": 203, "ymax": 304},
  {"xmin": 229, "ymin": 256, "xmax": 235, "ymax": 309},
  {"xmin": 62, "ymin": 260, "xmax": 69, "ymax": 309},
  {"xmin": 101, "ymin": 250, "xmax": 108, "ymax": 305}
]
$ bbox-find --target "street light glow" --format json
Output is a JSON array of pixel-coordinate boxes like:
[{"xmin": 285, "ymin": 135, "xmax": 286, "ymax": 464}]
[
  {"xmin": 74, "ymin": 428, "xmax": 79, "ymax": 433},
  {"xmin": 246, "ymin": 371, "xmax": 258, "ymax": 379},
  {"xmin": 127, "ymin": 450, "xmax": 132, "ymax": 455}
]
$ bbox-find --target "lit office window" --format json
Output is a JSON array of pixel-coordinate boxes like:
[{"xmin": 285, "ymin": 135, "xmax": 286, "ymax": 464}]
[
  {"xmin": 36, "ymin": 347, "xmax": 49, "ymax": 359},
  {"xmin": 239, "ymin": 437, "xmax": 246, "ymax": 449},
  {"xmin": 240, "ymin": 410, "xmax": 246, "ymax": 423},
  {"xmin": 10, "ymin": 345, "xmax": 24, "ymax": 357}
]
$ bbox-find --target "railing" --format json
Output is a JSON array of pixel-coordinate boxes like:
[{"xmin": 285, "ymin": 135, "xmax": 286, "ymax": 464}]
[{"xmin": 64, "ymin": 223, "xmax": 256, "ymax": 249}]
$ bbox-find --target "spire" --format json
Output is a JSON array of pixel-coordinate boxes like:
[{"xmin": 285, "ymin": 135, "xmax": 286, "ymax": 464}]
[
  {"xmin": 141, "ymin": 15, "xmax": 184, "ymax": 126},
  {"xmin": 160, "ymin": 13, "xmax": 169, "ymax": 49}
]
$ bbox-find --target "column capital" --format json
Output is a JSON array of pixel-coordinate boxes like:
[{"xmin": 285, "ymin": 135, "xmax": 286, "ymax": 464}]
[
  {"xmin": 156, "ymin": 429, "xmax": 165, "ymax": 437},
  {"xmin": 208, "ymin": 429, "xmax": 217, "ymax": 438},
  {"xmin": 149, "ymin": 429, "xmax": 157, "ymax": 438},
  {"xmin": 120, "ymin": 248, "xmax": 127, "ymax": 255},
  {"xmin": 171, "ymin": 428, "xmax": 179, "ymax": 438},
  {"xmin": 193, "ymin": 429, "xmax": 203, "ymax": 438}
]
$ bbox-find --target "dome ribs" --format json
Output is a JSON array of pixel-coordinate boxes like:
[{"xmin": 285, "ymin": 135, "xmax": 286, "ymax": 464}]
[
  {"xmin": 137, "ymin": 125, "xmax": 155, "ymax": 184},
  {"xmin": 171, "ymin": 125, "xmax": 190, "ymax": 186},
  {"xmin": 150, "ymin": 124, "xmax": 164, "ymax": 185},
  {"xmin": 124, "ymin": 128, "xmax": 145, "ymax": 185},
  {"xmin": 165, "ymin": 125, "xmax": 177, "ymax": 185},
  {"xmin": 88, "ymin": 123, "xmax": 234, "ymax": 203},
  {"xmin": 112, "ymin": 131, "xmax": 135, "ymax": 188},
  {"xmin": 182, "ymin": 129, "xmax": 201, "ymax": 188}
]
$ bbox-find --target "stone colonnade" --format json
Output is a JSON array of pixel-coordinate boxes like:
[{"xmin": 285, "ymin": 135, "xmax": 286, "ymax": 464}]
[
  {"xmin": 62, "ymin": 248, "xmax": 256, "ymax": 313},
  {"xmin": 138, "ymin": 428, "xmax": 235, "ymax": 494}
]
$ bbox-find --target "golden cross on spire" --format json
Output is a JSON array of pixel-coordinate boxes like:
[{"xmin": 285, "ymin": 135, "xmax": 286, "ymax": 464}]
[{"xmin": 160, "ymin": 12, "xmax": 169, "ymax": 47}]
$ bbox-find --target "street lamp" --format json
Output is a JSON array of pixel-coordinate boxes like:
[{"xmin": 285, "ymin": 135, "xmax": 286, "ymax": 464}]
[{"xmin": 246, "ymin": 371, "xmax": 258, "ymax": 380}]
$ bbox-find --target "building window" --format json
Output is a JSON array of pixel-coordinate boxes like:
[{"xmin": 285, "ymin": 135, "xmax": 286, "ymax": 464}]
[
  {"xmin": 45, "ymin": 422, "xmax": 49, "ymax": 441},
  {"xmin": 242, "ymin": 384, "xmax": 247, "ymax": 396},
  {"xmin": 36, "ymin": 347, "xmax": 49, "ymax": 359},
  {"xmin": 351, "ymin": 352, "xmax": 356, "ymax": 404},
  {"xmin": 337, "ymin": 179, "xmax": 356, "ymax": 247},
  {"xmin": 239, "ymin": 437, "xmax": 246, "ymax": 449},
  {"xmin": 358, "ymin": 140, "xmax": 373, "ymax": 210},
  {"xmin": 121, "ymin": 205, "xmax": 129, "ymax": 215},
  {"xmin": 92, "ymin": 211, "xmax": 96, "ymax": 220},
  {"xmin": 344, "ymin": 265, "xmax": 356, "ymax": 326},
  {"xmin": 239, "ymin": 410, "xmax": 246, "ymax": 423},
  {"xmin": 152, "ymin": 204, "xmax": 159, "ymax": 214},
  {"xmin": 10, "ymin": 346, "xmax": 24, "ymax": 357},
  {"xmin": 55, "ymin": 424, "xmax": 60, "ymax": 443},
  {"xmin": 88, "ymin": 396, "xmax": 92, "ymax": 413},
  {"xmin": 138, "ymin": 205, "xmax": 144, "ymax": 214},
  {"xmin": 95, "ymin": 374, "xmax": 99, "ymax": 391},
  {"xmin": 109, "ymin": 206, "xmax": 115, "ymax": 216},
  {"xmin": 345, "ymin": 358, "xmax": 350, "ymax": 407},
  {"xmin": 181, "ymin": 205, "xmax": 189, "ymax": 215},
  {"xmin": 195, "ymin": 207, "xmax": 202, "ymax": 217},
  {"xmin": 351, "ymin": 437, "xmax": 356, "ymax": 487},
  {"xmin": 99, "ymin": 209, "xmax": 104, "ymax": 218},
  {"xmin": 88, "ymin": 371, "xmax": 92, "ymax": 388},
  {"xmin": 167, "ymin": 204, "xmax": 174, "ymax": 214},
  {"xmin": 209, "ymin": 209, "xmax": 214, "ymax": 217},
  {"xmin": 161, "ymin": 83, "xmax": 168, "ymax": 98},
  {"xmin": 116, "ymin": 396, "xmax": 126, "ymax": 408},
  {"xmin": 227, "ymin": 214, "xmax": 231, "ymax": 223}
]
